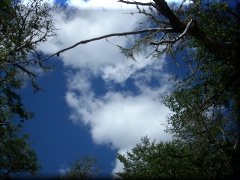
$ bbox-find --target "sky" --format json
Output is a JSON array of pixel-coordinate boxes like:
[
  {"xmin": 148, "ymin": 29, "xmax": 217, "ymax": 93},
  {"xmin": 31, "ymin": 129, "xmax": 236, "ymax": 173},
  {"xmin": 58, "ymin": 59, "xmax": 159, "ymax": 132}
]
[{"xmin": 20, "ymin": 0, "xmax": 185, "ymax": 178}]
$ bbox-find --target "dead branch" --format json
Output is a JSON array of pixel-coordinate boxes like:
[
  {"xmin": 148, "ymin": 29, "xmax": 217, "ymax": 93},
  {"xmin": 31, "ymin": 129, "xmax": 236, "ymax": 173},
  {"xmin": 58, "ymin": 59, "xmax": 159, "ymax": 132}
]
[
  {"xmin": 151, "ymin": 19, "xmax": 193, "ymax": 45},
  {"xmin": 42, "ymin": 27, "xmax": 172, "ymax": 60},
  {"xmin": 118, "ymin": 0, "xmax": 157, "ymax": 9}
]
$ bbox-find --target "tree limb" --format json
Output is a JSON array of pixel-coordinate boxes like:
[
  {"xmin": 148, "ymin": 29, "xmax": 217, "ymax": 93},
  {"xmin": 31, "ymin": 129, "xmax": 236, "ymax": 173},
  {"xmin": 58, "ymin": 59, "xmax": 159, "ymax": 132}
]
[
  {"xmin": 42, "ymin": 27, "xmax": 172, "ymax": 60},
  {"xmin": 150, "ymin": 19, "xmax": 193, "ymax": 45},
  {"xmin": 152, "ymin": 0, "xmax": 240, "ymax": 50},
  {"xmin": 118, "ymin": 0, "xmax": 157, "ymax": 9},
  {"xmin": 227, "ymin": 9, "xmax": 240, "ymax": 21},
  {"xmin": 153, "ymin": 0, "xmax": 185, "ymax": 32}
]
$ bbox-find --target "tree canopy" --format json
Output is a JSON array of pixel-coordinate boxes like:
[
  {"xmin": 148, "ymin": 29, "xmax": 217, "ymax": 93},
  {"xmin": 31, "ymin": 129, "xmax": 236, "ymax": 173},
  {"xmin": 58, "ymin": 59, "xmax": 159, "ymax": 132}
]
[
  {"xmin": 0, "ymin": 125, "xmax": 41, "ymax": 179},
  {"xmin": 63, "ymin": 155, "xmax": 102, "ymax": 180},
  {"xmin": 1, "ymin": 0, "xmax": 240, "ymax": 178},
  {"xmin": 111, "ymin": 0, "xmax": 240, "ymax": 179},
  {"xmin": 0, "ymin": 0, "xmax": 57, "ymax": 178},
  {"xmin": 117, "ymin": 137, "xmax": 234, "ymax": 179}
]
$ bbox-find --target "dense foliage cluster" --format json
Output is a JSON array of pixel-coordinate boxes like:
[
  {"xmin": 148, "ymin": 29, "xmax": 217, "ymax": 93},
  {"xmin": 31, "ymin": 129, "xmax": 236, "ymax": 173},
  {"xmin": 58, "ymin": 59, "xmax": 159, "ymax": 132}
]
[
  {"xmin": 0, "ymin": 0, "xmax": 56, "ymax": 178},
  {"xmin": 116, "ymin": 0, "xmax": 240, "ymax": 179}
]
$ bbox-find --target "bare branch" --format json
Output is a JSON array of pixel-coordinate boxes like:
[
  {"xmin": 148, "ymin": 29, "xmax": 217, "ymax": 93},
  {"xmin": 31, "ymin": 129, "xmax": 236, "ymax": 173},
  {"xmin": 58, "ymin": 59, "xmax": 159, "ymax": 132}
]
[
  {"xmin": 150, "ymin": 19, "xmax": 193, "ymax": 45},
  {"xmin": 227, "ymin": 8, "xmax": 240, "ymax": 21},
  {"xmin": 16, "ymin": 64, "xmax": 37, "ymax": 77},
  {"xmin": 42, "ymin": 27, "xmax": 172, "ymax": 61},
  {"xmin": 176, "ymin": 0, "xmax": 187, "ymax": 16},
  {"xmin": 234, "ymin": 138, "xmax": 238, "ymax": 149},
  {"xmin": 0, "ymin": 122, "xmax": 9, "ymax": 127},
  {"xmin": 218, "ymin": 127, "xmax": 226, "ymax": 144},
  {"xmin": 118, "ymin": 0, "xmax": 157, "ymax": 8}
]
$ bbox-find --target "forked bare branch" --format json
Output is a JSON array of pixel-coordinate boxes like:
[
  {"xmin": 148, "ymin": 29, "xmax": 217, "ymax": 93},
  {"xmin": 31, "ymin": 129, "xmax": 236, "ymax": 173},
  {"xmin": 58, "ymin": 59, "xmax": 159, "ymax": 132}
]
[
  {"xmin": 42, "ymin": 27, "xmax": 172, "ymax": 61},
  {"xmin": 150, "ymin": 19, "xmax": 193, "ymax": 45}
]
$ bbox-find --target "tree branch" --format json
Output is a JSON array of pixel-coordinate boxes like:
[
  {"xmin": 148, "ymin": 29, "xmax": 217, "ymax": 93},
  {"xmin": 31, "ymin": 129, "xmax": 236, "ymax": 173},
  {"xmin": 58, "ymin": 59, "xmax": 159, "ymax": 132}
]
[
  {"xmin": 42, "ymin": 27, "xmax": 172, "ymax": 60},
  {"xmin": 227, "ymin": 9, "xmax": 240, "ymax": 21},
  {"xmin": 118, "ymin": 0, "xmax": 157, "ymax": 8},
  {"xmin": 150, "ymin": 19, "xmax": 193, "ymax": 45},
  {"xmin": 153, "ymin": 0, "xmax": 185, "ymax": 32},
  {"xmin": 152, "ymin": 0, "xmax": 240, "ymax": 50}
]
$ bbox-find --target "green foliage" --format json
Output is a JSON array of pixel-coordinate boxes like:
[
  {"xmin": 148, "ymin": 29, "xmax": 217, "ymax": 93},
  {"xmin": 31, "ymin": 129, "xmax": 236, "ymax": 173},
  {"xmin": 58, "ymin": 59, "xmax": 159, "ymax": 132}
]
[
  {"xmin": 0, "ymin": 68, "xmax": 34, "ymax": 123},
  {"xmin": 0, "ymin": 0, "xmax": 57, "ymax": 122},
  {"xmin": 0, "ymin": 0, "xmax": 57, "ymax": 93},
  {"xmin": 63, "ymin": 155, "xmax": 101, "ymax": 180},
  {"xmin": 116, "ymin": 137, "xmax": 234, "ymax": 179},
  {"xmin": 116, "ymin": 0, "xmax": 240, "ymax": 179},
  {"xmin": 0, "ymin": 124, "xmax": 41, "ymax": 179},
  {"xmin": 162, "ymin": 0, "xmax": 240, "ymax": 157},
  {"xmin": 0, "ymin": 0, "xmax": 57, "ymax": 178}
]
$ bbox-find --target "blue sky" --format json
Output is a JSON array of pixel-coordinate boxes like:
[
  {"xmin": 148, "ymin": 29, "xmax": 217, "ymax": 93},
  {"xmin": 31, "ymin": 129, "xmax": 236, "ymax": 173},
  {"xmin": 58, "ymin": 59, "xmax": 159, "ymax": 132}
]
[{"xmin": 19, "ymin": 0, "xmax": 188, "ymax": 178}]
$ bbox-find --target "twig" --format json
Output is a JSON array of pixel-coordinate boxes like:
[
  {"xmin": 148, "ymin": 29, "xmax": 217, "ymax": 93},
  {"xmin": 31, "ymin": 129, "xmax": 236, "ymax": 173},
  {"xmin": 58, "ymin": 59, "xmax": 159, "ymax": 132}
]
[
  {"xmin": 234, "ymin": 138, "xmax": 238, "ymax": 149},
  {"xmin": 150, "ymin": 19, "xmax": 193, "ymax": 45},
  {"xmin": 118, "ymin": 0, "xmax": 157, "ymax": 8}
]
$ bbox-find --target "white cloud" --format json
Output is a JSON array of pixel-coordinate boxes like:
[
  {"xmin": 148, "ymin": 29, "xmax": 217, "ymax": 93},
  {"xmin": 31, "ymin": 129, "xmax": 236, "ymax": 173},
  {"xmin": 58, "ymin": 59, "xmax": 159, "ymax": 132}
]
[
  {"xmin": 38, "ymin": 0, "xmax": 176, "ymax": 176},
  {"xmin": 93, "ymin": 93, "xmax": 171, "ymax": 147},
  {"xmin": 66, "ymin": 0, "xmax": 149, "ymax": 9},
  {"xmin": 65, "ymin": 61, "xmax": 173, "ymax": 175},
  {"xmin": 65, "ymin": 0, "xmax": 185, "ymax": 9},
  {"xmin": 39, "ymin": 9, "xmax": 146, "ymax": 71},
  {"xmin": 112, "ymin": 148, "xmax": 130, "ymax": 178}
]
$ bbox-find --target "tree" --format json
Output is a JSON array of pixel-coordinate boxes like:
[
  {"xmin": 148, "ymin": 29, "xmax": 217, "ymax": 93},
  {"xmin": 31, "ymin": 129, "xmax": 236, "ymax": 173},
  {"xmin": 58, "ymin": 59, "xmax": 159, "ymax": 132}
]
[
  {"xmin": 0, "ymin": 124, "xmax": 41, "ymax": 179},
  {"xmin": 0, "ymin": 0, "xmax": 57, "ymax": 177},
  {"xmin": 116, "ymin": 137, "xmax": 233, "ymax": 179},
  {"xmin": 0, "ymin": 0, "xmax": 57, "ymax": 94},
  {"xmin": 161, "ymin": 1, "xmax": 240, "ymax": 178},
  {"xmin": 63, "ymin": 155, "xmax": 101, "ymax": 180},
  {"xmin": 0, "ymin": 0, "xmax": 57, "ymax": 124},
  {"xmin": 43, "ymin": 0, "xmax": 239, "ymax": 178},
  {"xmin": 114, "ymin": 0, "xmax": 240, "ymax": 178}
]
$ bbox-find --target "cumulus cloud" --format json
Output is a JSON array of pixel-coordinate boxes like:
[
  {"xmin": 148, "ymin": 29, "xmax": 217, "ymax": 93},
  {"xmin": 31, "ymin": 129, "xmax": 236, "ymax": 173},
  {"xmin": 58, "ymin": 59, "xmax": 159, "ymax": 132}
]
[
  {"xmin": 64, "ymin": 55, "xmax": 173, "ymax": 176},
  {"xmin": 66, "ymin": 85, "xmax": 172, "ymax": 146},
  {"xmin": 38, "ymin": 8, "xmax": 146, "ymax": 70},
  {"xmin": 66, "ymin": 0, "xmax": 150, "ymax": 9},
  {"xmin": 38, "ymin": 0, "xmax": 176, "ymax": 176},
  {"xmin": 66, "ymin": 0, "xmax": 184, "ymax": 9}
]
